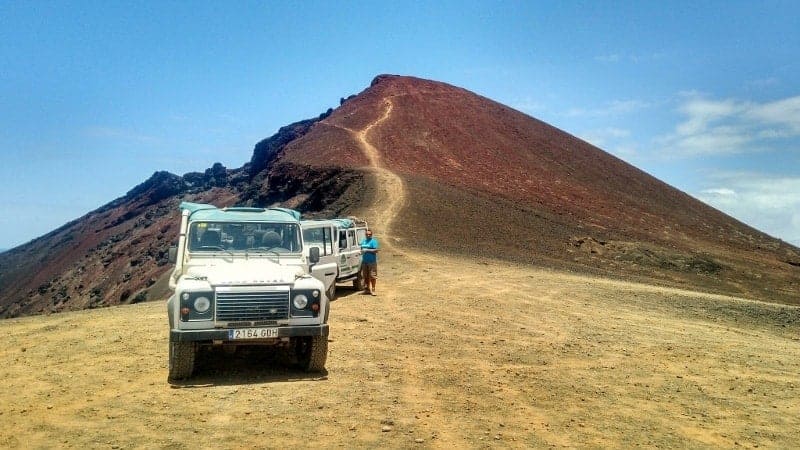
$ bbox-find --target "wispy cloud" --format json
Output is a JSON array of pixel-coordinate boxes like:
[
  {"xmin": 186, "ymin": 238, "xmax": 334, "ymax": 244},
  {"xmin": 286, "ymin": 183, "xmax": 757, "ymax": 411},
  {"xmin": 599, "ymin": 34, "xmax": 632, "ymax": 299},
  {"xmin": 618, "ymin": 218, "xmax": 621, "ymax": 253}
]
[
  {"xmin": 566, "ymin": 99, "xmax": 650, "ymax": 118},
  {"xmin": 699, "ymin": 187, "xmax": 735, "ymax": 196},
  {"xmin": 594, "ymin": 52, "xmax": 666, "ymax": 64},
  {"xmin": 695, "ymin": 172, "xmax": 800, "ymax": 246},
  {"xmin": 595, "ymin": 53, "xmax": 621, "ymax": 63},
  {"xmin": 657, "ymin": 94, "xmax": 800, "ymax": 156},
  {"xmin": 577, "ymin": 127, "xmax": 637, "ymax": 159},
  {"xmin": 510, "ymin": 98, "xmax": 546, "ymax": 114},
  {"xmin": 85, "ymin": 126, "xmax": 163, "ymax": 145},
  {"xmin": 747, "ymin": 96, "xmax": 800, "ymax": 134},
  {"xmin": 578, "ymin": 127, "xmax": 630, "ymax": 145},
  {"xmin": 747, "ymin": 77, "xmax": 780, "ymax": 89}
]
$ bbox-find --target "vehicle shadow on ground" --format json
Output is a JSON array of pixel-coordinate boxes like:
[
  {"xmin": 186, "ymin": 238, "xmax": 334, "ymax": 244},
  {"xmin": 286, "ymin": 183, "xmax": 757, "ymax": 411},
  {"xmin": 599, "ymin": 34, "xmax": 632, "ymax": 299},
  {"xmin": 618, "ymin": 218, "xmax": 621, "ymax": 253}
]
[
  {"xmin": 169, "ymin": 346, "xmax": 328, "ymax": 388},
  {"xmin": 331, "ymin": 284, "xmax": 373, "ymax": 301}
]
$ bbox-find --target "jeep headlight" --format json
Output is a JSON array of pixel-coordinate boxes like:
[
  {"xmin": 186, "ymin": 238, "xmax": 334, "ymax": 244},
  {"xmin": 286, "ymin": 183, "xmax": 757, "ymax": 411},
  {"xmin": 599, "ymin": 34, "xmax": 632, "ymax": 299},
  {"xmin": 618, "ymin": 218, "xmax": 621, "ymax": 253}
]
[
  {"xmin": 293, "ymin": 294, "xmax": 309, "ymax": 309},
  {"xmin": 179, "ymin": 290, "xmax": 214, "ymax": 321},
  {"xmin": 194, "ymin": 295, "xmax": 211, "ymax": 313}
]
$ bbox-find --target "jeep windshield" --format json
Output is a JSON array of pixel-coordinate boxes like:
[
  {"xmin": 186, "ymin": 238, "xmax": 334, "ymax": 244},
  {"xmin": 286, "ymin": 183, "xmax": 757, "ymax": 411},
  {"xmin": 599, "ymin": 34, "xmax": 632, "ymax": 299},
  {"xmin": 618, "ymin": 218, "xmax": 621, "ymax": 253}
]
[{"xmin": 187, "ymin": 221, "xmax": 302, "ymax": 254}]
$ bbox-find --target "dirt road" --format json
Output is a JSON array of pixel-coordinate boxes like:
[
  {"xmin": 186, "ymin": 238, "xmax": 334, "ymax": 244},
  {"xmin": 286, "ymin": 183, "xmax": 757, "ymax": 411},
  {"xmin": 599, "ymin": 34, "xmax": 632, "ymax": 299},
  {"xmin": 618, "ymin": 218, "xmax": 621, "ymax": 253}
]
[
  {"xmin": 2, "ymin": 99, "xmax": 799, "ymax": 448},
  {"xmin": 1, "ymin": 255, "xmax": 799, "ymax": 448}
]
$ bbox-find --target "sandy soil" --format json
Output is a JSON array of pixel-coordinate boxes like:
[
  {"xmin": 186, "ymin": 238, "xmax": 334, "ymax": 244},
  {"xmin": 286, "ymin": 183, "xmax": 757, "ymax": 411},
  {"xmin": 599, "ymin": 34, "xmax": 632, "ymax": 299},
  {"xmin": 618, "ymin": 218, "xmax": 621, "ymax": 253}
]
[
  {"xmin": 1, "ymin": 93, "xmax": 799, "ymax": 449},
  {"xmin": 1, "ymin": 254, "xmax": 799, "ymax": 448}
]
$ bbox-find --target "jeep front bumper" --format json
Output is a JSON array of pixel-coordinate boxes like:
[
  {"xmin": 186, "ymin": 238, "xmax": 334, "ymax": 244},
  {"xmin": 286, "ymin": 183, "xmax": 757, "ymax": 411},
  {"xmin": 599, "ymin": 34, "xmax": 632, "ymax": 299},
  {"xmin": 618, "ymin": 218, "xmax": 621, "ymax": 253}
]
[{"xmin": 170, "ymin": 324, "xmax": 329, "ymax": 342}]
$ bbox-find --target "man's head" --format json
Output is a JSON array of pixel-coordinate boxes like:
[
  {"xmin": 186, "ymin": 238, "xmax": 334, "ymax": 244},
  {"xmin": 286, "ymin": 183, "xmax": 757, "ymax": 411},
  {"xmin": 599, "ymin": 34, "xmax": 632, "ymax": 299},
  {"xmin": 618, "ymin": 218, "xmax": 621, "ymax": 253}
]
[{"xmin": 366, "ymin": 229, "xmax": 373, "ymax": 239}]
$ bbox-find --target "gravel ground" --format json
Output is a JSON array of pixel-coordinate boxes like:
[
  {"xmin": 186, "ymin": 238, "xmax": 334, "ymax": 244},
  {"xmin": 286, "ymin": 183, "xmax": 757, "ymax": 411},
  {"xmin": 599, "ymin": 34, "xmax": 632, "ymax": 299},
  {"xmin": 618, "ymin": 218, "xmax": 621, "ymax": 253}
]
[{"xmin": 0, "ymin": 251, "xmax": 798, "ymax": 449}]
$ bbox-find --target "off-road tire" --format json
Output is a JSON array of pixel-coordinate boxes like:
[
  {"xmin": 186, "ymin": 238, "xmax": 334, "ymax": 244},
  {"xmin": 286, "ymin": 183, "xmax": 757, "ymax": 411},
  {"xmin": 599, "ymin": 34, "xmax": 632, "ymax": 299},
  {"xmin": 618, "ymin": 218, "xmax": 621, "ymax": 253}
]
[
  {"xmin": 326, "ymin": 282, "xmax": 336, "ymax": 302},
  {"xmin": 353, "ymin": 271, "xmax": 365, "ymax": 291},
  {"xmin": 168, "ymin": 341, "xmax": 196, "ymax": 382},
  {"xmin": 295, "ymin": 335, "xmax": 328, "ymax": 372}
]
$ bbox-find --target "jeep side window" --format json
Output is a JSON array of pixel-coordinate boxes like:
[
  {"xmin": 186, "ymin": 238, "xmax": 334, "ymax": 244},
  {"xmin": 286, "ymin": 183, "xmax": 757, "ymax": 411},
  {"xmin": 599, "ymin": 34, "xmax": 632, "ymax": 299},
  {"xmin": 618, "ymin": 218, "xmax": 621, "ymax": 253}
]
[
  {"xmin": 306, "ymin": 227, "xmax": 333, "ymax": 256},
  {"xmin": 324, "ymin": 227, "xmax": 333, "ymax": 255},
  {"xmin": 303, "ymin": 228, "xmax": 323, "ymax": 255},
  {"xmin": 347, "ymin": 230, "xmax": 355, "ymax": 248},
  {"xmin": 339, "ymin": 230, "xmax": 347, "ymax": 249}
]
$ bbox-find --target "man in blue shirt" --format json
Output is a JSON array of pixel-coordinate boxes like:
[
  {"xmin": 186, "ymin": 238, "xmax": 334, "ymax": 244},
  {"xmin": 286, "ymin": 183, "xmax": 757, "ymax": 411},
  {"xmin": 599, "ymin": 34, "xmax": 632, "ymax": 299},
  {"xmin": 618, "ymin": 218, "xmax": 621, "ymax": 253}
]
[{"xmin": 360, "ymin": 229, "xmax": 379, "ymax": 296}]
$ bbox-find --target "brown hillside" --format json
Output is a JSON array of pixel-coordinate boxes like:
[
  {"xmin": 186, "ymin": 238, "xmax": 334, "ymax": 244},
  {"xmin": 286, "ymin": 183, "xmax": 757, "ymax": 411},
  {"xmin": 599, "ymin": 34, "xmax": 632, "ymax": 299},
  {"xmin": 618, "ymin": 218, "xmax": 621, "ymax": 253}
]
[
  {"xmin": 1, "ymin": 74, "xmax": 798, "ymax": 317},
  {"xmin": 0, "ymin": 119, "xmax": 365, "ymax": 317},
  {"xmin": 281, "ymin": 75, "xmax": 800, "ymax": 303},
  {"xmin": 0, "ymin": 182, "xmax": 239, "ymax": 318}
]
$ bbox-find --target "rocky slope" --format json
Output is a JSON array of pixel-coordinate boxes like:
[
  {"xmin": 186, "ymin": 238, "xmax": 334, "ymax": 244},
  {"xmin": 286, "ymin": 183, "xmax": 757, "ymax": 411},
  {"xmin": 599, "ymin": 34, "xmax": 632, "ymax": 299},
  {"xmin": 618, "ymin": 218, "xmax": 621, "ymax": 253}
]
[
  {"xmin": 0, "ymin": 109, "xmax": 365, "ymax": 318},
  {"xmin": 1, "ymin": 75, "xmax": 798, "ymax": 317}
]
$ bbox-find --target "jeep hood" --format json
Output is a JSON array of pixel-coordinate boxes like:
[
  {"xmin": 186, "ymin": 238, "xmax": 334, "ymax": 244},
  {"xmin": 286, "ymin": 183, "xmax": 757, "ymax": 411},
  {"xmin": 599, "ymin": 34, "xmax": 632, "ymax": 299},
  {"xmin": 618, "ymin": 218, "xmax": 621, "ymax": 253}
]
[{"xmin": 184, "ymin": 259, "xmax": 305, "ymax": 286}]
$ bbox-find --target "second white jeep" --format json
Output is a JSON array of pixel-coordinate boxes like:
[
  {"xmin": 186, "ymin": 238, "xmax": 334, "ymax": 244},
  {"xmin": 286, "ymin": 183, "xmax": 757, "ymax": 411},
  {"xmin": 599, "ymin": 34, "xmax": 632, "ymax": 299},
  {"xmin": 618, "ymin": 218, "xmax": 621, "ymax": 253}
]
[{"xmin": 301, "ymin": 218, "xmax": 369, "ymax": 299}]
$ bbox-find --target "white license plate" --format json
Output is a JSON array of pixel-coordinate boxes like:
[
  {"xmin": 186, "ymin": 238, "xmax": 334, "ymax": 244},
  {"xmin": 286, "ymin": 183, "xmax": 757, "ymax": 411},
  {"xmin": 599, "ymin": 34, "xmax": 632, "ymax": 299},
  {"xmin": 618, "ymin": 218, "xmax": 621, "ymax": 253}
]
[{"xmin": 228, "ymin": 327, "xmax": 279, "ymax": 340}]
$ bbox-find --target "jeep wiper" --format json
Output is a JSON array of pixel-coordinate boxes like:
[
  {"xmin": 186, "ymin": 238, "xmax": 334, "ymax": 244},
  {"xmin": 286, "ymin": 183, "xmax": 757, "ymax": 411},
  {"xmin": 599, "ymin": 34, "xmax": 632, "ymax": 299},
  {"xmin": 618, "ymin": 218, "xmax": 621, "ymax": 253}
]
[
  {"xmin": 198, "ymin": 245, "xmax": 225, "ymax": 251},
  {"xmin": 252, "ymin": 247, "xmax": 282, "ymax": 260},
  {"xmin": 196, "ymin": 246, "xmax": 234, "ymax": 257}
]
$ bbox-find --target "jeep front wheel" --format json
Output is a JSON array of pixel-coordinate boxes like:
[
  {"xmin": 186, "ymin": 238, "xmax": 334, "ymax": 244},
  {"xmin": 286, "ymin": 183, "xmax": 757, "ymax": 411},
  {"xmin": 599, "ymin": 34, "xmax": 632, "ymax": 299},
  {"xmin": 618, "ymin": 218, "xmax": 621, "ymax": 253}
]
[
  {"xmin": 295, "ymin": 335, "xmax": 328, "ymax": 372},
  {"xmin": 326, "ymin": 282, "xmax": 336, "ymax": 302},
  {"xmin": 168, "ymin": 341, "xmax": 196, "ymax": 382}
]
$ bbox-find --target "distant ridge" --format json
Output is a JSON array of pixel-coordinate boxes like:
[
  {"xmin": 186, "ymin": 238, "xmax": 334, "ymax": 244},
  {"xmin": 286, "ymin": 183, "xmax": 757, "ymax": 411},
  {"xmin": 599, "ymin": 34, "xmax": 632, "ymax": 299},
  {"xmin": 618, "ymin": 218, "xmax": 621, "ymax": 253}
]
[{"xmin": 0, "ymin": 74, "xmax": 797, "ymax": 317}]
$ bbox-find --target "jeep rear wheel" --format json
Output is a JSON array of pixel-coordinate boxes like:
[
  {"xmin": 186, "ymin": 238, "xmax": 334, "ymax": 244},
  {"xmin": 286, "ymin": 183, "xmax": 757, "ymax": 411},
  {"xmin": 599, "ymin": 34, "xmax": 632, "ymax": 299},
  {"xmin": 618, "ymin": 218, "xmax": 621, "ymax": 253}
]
[
  {"xmin": 168, "ymin": 341, "xmax": 196, "ymax": 382},
  {"xmin": 295, "ymin": 335, "xmax": 328, "ymax": 372}
]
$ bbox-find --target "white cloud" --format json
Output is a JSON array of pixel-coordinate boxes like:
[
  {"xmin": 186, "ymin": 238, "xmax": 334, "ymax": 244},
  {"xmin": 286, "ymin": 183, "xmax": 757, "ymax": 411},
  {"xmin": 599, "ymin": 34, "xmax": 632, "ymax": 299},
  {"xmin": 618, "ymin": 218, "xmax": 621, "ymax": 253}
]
[
  {"xmin": 595, "ymin": 52, "xmax": 665, "ymax": 64},
  {"xmin": 595, "ymin": 54, "xmax": 621, "ymax": 63},
  {"xmin": 676, "ymin": 98, "xmax": 743, "ymax": 135},
  {"xmin": 577, "ymin": 128, "xmax": 638, "ymax": 159},
  {"xmin": 604, "ymin": 127, "xmax": 631, "ymax": 138},
  {"xmin": 658, "ymin": 94, "xmax": 800, "ymax": 157},
  {"xmin": 700, "ymin": 188, "xmax": 736, "ymax": 196},
  {"xmin": 696, "ymin": 173, "xmax": 800, "ymax": 246},
  {"xmin": 566, "ymin": 99, "xmax": 650, "ymax": 118},
  {"xmin": 578, "ymin": 127, "xmax": 631, "ymax": 147},
  {"xmin": 610, "ymin": 145, "xmax": 638, "ymax": 158},
  {"xmin": 747, "ymin": 96, "xmax": 800, "ymax": 134},
  {"xmin": 511, "ymin": 98, "xmax": 546, "ymax": 114},
  {"xmin": 747, "ymin": 77, "xmax": 779, "ymax": 89},
  {"xmin": 85, "ymin": 126, "xmax": 162, "ymax": 145}
]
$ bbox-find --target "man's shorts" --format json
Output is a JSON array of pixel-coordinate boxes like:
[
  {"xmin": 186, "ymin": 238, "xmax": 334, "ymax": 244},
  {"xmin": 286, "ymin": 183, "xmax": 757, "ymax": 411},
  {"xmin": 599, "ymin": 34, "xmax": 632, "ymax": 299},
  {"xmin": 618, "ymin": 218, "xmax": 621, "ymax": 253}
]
[{"xmin": 361, "ymin": 262, "xmax": 378, "ymax": 279}]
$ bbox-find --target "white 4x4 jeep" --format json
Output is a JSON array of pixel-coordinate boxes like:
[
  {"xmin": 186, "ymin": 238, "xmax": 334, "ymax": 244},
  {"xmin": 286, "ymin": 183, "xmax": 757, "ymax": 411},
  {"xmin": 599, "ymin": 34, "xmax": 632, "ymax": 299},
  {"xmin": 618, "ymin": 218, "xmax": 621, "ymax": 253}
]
[
  {"xmin": 166, "ymin": 202, "xmax": 329, "ymax": 381},
  {"xmin": 301, "ymin": 218, "xmax": 369, "ymax": 300}
]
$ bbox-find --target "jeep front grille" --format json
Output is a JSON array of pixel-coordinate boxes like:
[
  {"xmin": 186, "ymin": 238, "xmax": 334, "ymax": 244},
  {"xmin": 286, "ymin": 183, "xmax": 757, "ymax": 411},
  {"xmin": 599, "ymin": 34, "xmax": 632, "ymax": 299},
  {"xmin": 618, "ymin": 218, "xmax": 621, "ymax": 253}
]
[{"xmin": 215, "ymin": 289, "xmax": 290, "ymax": 322}]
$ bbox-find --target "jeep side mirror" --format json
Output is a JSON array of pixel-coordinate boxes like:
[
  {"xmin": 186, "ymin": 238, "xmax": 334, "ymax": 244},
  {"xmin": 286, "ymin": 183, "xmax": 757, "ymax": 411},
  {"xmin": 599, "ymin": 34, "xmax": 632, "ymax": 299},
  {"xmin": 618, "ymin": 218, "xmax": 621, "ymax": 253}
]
[
  {"xmin": 168, "ymin": 246, "xmax": 177, "ymax": 264},
  {"xmin": 309, "ymin": 246, "xmax": 320, "ymax": 264}
]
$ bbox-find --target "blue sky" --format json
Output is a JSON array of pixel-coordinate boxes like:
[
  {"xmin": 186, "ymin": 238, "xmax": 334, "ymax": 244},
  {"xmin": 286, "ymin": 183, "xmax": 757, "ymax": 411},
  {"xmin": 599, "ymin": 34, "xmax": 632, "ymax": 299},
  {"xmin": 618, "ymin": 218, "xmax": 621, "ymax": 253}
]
[{"xmin": 1, "ymin": 1, "xmax": 799, "ymax": 249}]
